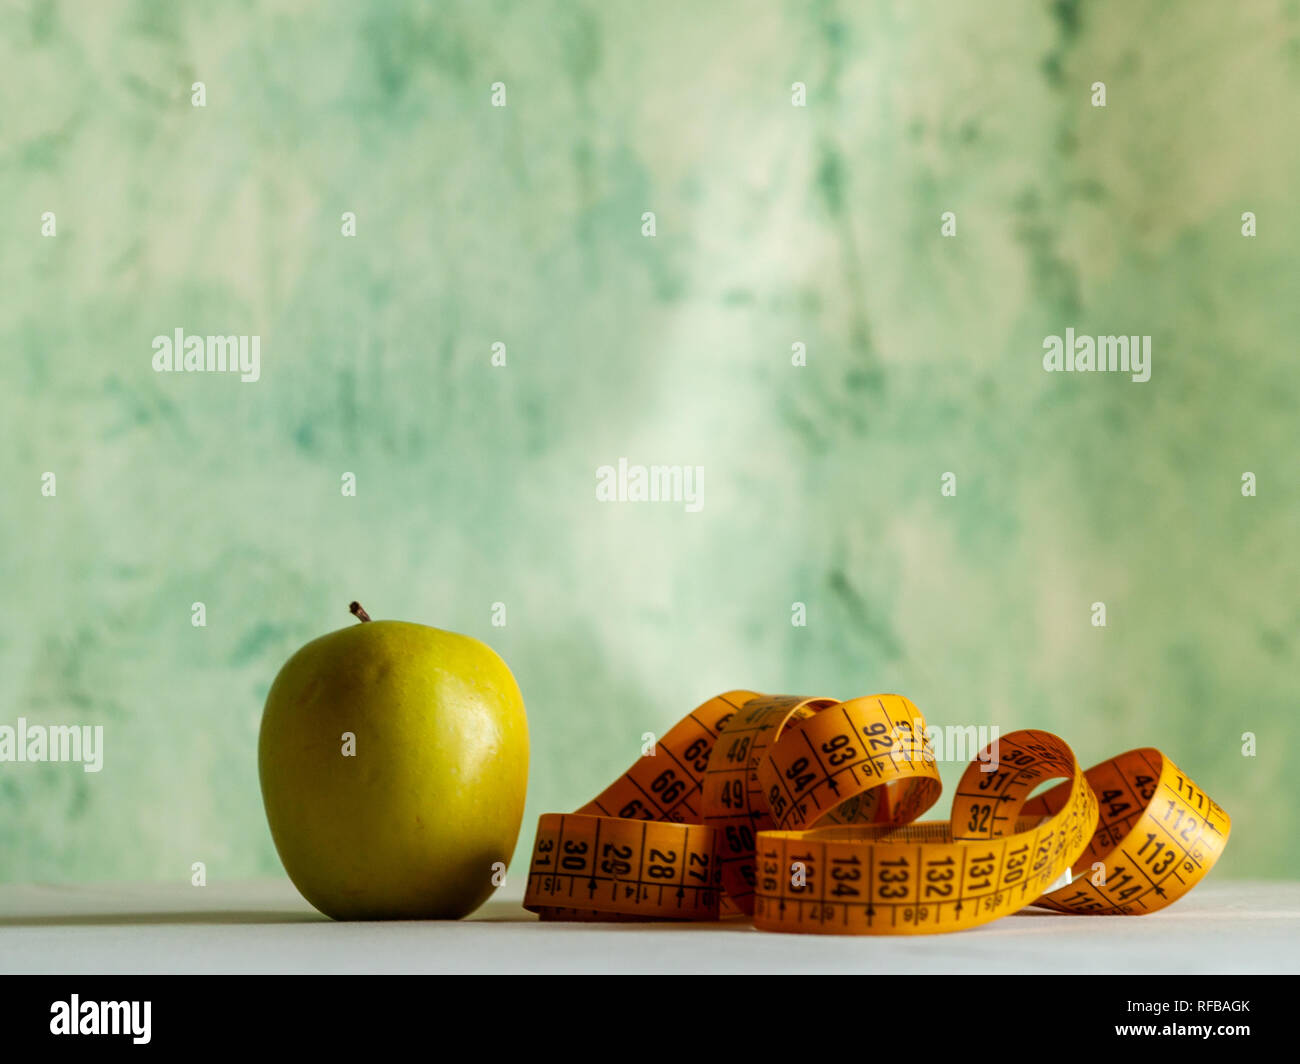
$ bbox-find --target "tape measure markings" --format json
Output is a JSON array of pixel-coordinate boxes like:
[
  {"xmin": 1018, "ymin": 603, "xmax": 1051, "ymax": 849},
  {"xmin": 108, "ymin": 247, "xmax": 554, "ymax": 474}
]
[
  {"xmin": 527, "ymin": 813, "xmax": 721, "ymax": 919},
  {"xmin": 703, "ymin": 695, "xmax": 850, "ymax": 911},
  {"xmin": 757, "ymin": 695, "xmax": 941, "ymax": 833},
  {"xmin": 1028, "ymin": 748, "xmax": 1230, "ymax": 917},
  {"xmin": 524, "ymin": 695, "xmax": 1229, "ymax": 933},
  {"xmin": 577, "ymin": 690, "xmax": 753, "ymax": 827},
  {"xmin": 750, "ymin": 729, "xmax": 1104, "ymax": 933}
]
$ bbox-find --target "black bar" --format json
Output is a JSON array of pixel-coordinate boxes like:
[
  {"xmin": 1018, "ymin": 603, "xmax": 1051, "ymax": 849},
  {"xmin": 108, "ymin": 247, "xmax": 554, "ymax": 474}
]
[{"xmin": 0, "ymin": 974, "xmax": 1290, "ymax": 1051}]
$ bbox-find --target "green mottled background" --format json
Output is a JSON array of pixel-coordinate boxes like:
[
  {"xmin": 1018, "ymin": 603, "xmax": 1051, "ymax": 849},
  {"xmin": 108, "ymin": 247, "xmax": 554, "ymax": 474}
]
[{"xmin": 1, "ymin": 0, "xmax": 1297, "ymax": 886}]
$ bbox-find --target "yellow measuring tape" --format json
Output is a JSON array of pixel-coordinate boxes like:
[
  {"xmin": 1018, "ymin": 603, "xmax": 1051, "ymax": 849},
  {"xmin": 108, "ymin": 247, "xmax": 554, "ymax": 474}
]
[{"xmin": 523, "ymin": 692, "xmax": 1231, "ymax": 933}]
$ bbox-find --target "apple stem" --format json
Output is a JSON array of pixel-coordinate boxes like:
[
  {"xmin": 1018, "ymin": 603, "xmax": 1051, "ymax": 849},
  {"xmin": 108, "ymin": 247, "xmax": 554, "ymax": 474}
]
[{"xmin": 349, "ymin": 601, "xmax": 372, "ymax": 623}]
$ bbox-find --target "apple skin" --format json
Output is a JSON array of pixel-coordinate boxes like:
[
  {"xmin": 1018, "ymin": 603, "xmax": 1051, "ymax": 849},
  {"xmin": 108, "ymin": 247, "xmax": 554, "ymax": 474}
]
[{"xmin": 258, "ymin": 619, "xmax": 529, "ymax": 920}]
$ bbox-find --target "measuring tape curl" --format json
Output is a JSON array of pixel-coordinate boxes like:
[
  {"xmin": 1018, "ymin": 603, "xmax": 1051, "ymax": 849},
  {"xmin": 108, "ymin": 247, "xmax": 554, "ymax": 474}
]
[
  {"xmin": 522, "ymin": 692, "xmax": 1230, "ymax": 934},
  {"xmin": 705, "ymin": 693, "xmax": 942, "ymax": 914},
  {"xmin": 1020, "ymin": 746, "xmax": 1230, "ymax": 916}
]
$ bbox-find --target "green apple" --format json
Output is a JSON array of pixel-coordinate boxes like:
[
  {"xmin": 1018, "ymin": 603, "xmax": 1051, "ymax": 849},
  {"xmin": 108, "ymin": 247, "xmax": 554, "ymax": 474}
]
[{"xmin": 258, "ymin": 602, "xmax": 529, "ymax": 920}]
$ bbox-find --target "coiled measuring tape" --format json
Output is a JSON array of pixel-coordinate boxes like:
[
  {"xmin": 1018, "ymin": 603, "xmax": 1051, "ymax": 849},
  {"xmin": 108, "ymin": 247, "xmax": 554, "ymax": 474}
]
[{"xmin": 522, "ymin": 692, "xmax": 1231, "ymax": 934}]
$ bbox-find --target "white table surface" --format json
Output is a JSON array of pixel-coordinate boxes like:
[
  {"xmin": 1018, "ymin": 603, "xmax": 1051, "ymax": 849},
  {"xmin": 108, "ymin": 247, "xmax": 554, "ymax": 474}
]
[{"xmin": 1, "ymin": 879, "xmax": 1296, "ymax": 974}]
